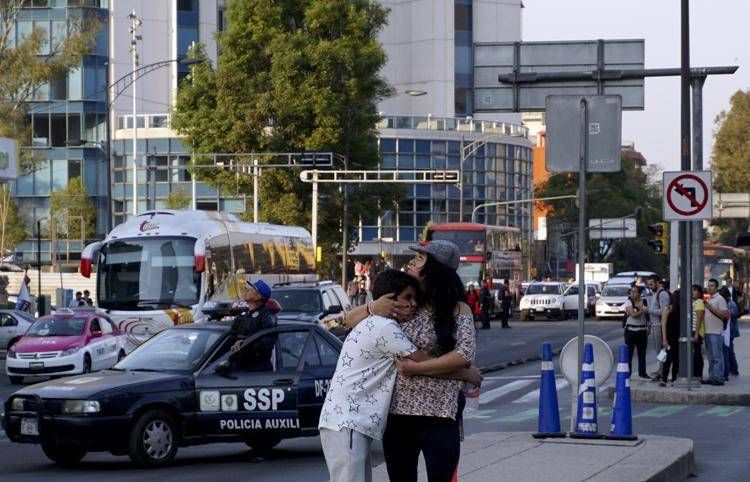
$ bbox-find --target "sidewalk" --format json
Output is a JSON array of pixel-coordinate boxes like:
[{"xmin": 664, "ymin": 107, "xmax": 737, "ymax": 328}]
[
  {"xmin": 372, "ymin": 432, "xmax": 694, "ymax": 482},
  {"xmin": 619, "ymin": 316, "xmax": 750, "ymax": 406}
]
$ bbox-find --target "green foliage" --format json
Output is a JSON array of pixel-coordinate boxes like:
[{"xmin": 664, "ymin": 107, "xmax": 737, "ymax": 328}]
[
  {"xmin": 535, "ymin": 158, "xmax": 667, "ymax": 274},
  {"xmin": 0, "ymin": 186, "xmax": 27, "ymax": 254},
  {"xmin": 164, "ymin": 188, "xmax": 192, "ymax": 210},
  {"xmin": 710, "ymin": 89, "xmax": 750, "ymax": 245},
  {"xmin": 0, "ymin": 4, "xmax": 100, "ymax": 171},
  {"xmin": 173, "ymin": 0, "xmax": 398, "ymax": 277},
  {"xmin": 49, "ymin": 177, "xmax": 95, "ymax": 240}
]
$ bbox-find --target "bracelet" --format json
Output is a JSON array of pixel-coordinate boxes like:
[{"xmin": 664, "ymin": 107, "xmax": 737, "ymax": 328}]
[{"xmin": 367, "ymin": 301, "xmax": 375, "ymax": 316}]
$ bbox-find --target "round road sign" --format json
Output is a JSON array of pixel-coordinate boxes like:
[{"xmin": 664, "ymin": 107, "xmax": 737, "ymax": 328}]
[{"xmin": 666, "ymin": 173, "xmax": 709, "ymax": 217}]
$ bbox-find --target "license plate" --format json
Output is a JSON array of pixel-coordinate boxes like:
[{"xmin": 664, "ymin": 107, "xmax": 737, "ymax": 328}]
[
  {"xmin": 609, "ymin": 309, "xmax": 621, "ymax": 314},
  {"xmin": 29, "ymin": 361, "xmax": 44, "ymax": 370},
  {"xmin": 20, "ymin": 418, "xmax": 38, "ymax": 436}
]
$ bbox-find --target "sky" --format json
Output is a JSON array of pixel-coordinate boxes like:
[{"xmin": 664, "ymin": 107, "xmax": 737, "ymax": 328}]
[{"xmin": 522, "ymin": 0, "xmax": 750, "ymax": 172}]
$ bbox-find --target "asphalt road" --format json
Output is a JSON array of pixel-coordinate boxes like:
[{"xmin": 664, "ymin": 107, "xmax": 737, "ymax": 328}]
[{"xmin": 0, "ymin": 317, "xmax": 744, "ymax": 480}]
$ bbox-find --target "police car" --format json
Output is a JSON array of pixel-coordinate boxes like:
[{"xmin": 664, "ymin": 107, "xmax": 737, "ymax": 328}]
[{"xmin": 3, "ymin": 321, "xmax": 341, "ymax": 467}]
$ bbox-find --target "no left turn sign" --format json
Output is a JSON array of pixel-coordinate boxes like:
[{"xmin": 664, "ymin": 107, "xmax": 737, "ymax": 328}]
[{"xmin": 663, "ymin": 171, "xmax": 713, "ymax": 221}]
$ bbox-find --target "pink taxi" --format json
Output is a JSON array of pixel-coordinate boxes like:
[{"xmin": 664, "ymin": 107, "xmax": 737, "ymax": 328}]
[{"xmin": 5, "ymin": 308, "xmax": 126, "ymax": 384}]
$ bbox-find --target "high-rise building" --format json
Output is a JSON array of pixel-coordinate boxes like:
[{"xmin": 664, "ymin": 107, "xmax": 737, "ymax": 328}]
[{"xmin": 12, "ymin": 0, "xmax": 532, "ymax": 271}]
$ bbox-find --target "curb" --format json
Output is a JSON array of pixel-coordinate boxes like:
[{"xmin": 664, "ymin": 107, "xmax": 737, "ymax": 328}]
[
  {"xmin": 649, "ymin": 443, "xmax": 696, "ymax": 482},
  {"xmin": 479, "ymin": 348, "xmax": 561, "ymax": 374},
  {"xmin": 609, "ymin": 384, "xmax": 750, "ymax": 406}
]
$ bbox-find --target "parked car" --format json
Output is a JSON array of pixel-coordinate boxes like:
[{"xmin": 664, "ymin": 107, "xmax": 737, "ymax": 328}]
[
  {"xmin": 563, "ymin": 284, "xmax": 598, "ymax": 318},
  {"xmin": 519, "ymin": 282, "xmax": 566, "ymax": 321},
  {"xmin": 5, "ymin": 308, "xmax": 127, "ymax": 385},
  {"xmin": 271, "ymin": 281, "xmax": 352, "ymax": 337},
  {"xmin": 3, "ymin": 321, "xmax": 341, "ymax": 467},
  {"xmin": 0, "ymin": 310, "xmax": 36, "ymax": 355}
]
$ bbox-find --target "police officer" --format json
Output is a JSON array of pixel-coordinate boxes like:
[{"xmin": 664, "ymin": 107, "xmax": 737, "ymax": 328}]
[{"xmin": 230, "ymin": 279, "xmax": 277, "ymax": 354}]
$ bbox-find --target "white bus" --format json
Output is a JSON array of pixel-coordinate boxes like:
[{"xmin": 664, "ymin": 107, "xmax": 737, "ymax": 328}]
[{"xmin": 81, "ymin": 210, "xmax": 316, "ymax": 349}]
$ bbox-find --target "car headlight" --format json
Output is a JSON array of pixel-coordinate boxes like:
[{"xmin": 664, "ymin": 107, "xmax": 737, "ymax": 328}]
[
  {"xmin": 596, "ymin": 300, "xmax": 606, "ymax": 307},
  {"xmin": 10, "ymin": 398, "xmax": 25, "ymax": 411},
  {"xmin": 551, "ymin": 297, "xmax": 561, "ymax": 306},
  {"xmin": 7, "ymin": 349, "xmax": 16, "ymax": 359},
  {"xmin": 60, "ymin": 346, "xmax": 81, "ymax": 357},
  {"xmin": 62, "ymin": 400, "xmax": 100, "ymax": 414}
]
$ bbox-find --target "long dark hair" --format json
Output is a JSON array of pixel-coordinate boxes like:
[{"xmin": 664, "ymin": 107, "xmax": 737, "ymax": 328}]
[{"xmin": 420, "ymin": 254, "xmax": 466, "ymax": 355}]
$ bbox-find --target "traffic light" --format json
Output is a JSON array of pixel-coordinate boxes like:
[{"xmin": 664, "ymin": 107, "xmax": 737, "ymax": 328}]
[{"xmin": 647, "ymin": 222, "xmax": 668, "ymax": 255}]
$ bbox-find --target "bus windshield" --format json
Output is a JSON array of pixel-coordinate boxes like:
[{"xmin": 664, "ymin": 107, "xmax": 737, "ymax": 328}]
[
  {"xmin": 457, "ymin": 262, "xmax": 482, "ymax": 288},
  {"xmin": 97, "ymin": 237, "xmax": 200, "ymax": 311},
  {"xmin": 429, "ymin": 230, "xmax": 485, "ymax": 255}
]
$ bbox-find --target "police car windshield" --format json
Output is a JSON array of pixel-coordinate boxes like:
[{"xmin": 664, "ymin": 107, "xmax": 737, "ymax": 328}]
[
  {"xmin": 115, "ymin": 329, "xmax": 223, "ymax": 372},
  {"xmin": 26, "ymin": 318, "xmax": 87, "ymax": 337},
  {"xmin": 272, "ymin": 289, "xmax": 322, "ymax": 312}
]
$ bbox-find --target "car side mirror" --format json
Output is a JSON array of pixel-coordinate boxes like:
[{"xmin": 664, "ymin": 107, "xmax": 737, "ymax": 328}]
[
  {"xmin": 214, "ymin": 360, "xmax": 236, "ymax": 379},
  {"xmin": 326, "ymin": 305, "xmax": 343, "ymax": 315}
]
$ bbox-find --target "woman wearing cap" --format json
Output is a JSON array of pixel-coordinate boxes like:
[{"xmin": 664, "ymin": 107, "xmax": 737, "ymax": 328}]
[{"xmin": 343, "ymin": 239, "xmax": 475, "ymax": 482}]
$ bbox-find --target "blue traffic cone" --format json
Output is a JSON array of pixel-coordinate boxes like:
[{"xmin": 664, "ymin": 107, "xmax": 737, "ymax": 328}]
[
  {"xmin": 533, "ymin": 342, "xmax": 565, "ymax": 438},
  {"xmin": 605, "ymin": 345, "xmax": 638, "ymax": 440},
  {"xmin": 570, "ymin": 342, "xmax": 602, "ymax": 439}
]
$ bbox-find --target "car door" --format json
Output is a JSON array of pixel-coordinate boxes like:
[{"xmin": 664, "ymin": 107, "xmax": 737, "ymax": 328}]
[
  {"xmin": 0, "ymin": 313, "xmax": 15, "ymax": 350},
  {"xmin": 296, "ymin": 330, "xmax": 340, "ymax": 433},
  {"xmin": 98, "ymin": 318, "xmax": 119, "ymax": 367},
  {"xmin": 563, "ymin": 286, "xmax": 578, "ymax": 311},
  {"xmin": 192, "ymin": 329, "xmax": 302, "ymax": 439},
  {"xmin": 87, "ymin": 318, "xmax": 108, "ymax": 371}
]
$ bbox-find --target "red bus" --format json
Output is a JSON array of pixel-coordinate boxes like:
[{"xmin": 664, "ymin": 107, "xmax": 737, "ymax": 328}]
[{"xmin": 425, "ymin": 223, "xmax": 523, "ymax": 289}]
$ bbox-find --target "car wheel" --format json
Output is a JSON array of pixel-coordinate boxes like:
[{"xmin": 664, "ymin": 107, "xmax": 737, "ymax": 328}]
[
  {"xmin": 244, "ymin": 436, "xmax": 282, "ymax": 452},
  {"xmin": 520, "ymin": 311, "xmax": 528, "ymax": 321},
  {"xmin": 9, "ymin": 376, "xmax": 23, "ymax": 385},
  {"xmin": 596, "ymin": 316, "xmax": 604, "ymax": 321},
  {"xmin": 41, "ymin": 443, "xmax": 87, "ymax": 466},
  {"xmin": 82, "ymin": 354, "xmax": 92, "ymax": 374},
  {"xmin": 117, "ymin": 350, "xmax": 126, "ymax": 362},
  {"xmin": 558, "ymin": 311, "xmax": 567, "ymax": 321},
  {"xmin": 128, "ymin": 409, "xmax": 179, "ymax": 468}
]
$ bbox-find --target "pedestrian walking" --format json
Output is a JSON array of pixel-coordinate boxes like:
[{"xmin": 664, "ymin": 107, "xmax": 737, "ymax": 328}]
[
  {"xmin": 500, "ymin": 278, "xmax": 512, "ymax": 329},
  {"xmin": 703, "ymin": 278, "xmax": 729, "ymax": 386},
  {"xmin": 466, "ymin": 285, "xmax": 479, "ymax": 326},
  {"xmin": 692, "ymin": 285, "xmax": 706, "ymax": 380},
  {"xmin": 480, "ymin": 279, "xmax": 493, "ymax": 330},
  {"xmin": 622, "ymin": 285, "xmax": 650, "ymax": 379},
  {"xmin": 647, "ymin": 275, "xmax": 671, "ymax": 380},
  {"xmin": 660, "ymin": 289, "xmax": 680, "ymax": 386}
]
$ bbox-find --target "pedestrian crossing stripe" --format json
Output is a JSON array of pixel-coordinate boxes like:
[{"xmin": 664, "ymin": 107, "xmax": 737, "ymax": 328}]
[
  {"xmin": 698, "ymin": 406, "xmax": 744, "ymax": 417},
  {"xmin": 632, "ymin": 405, "xmax": 688, "ymax": 418}
]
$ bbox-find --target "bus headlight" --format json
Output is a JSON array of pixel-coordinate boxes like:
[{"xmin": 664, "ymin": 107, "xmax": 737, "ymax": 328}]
[{"xmin": 62, "ymin": 400, "xmax": 101, "ymax": 414}]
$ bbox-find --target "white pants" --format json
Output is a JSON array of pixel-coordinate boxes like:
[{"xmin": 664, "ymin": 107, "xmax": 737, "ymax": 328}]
[{"xmin": 320, "ymin": 427, "xmax": 373, "ymax": 482}]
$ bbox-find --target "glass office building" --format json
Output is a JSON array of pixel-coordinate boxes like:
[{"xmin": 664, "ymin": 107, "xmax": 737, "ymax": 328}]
[
  {"xmin": 13, "ymin": 1, "xmax": 110, "ymax": 263},
  {"xmin": 357, "ymin": 115, "xmax": 532, "ymax": 251}
]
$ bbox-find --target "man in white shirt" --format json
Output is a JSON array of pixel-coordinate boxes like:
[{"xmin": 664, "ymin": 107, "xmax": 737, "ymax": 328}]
[
  {"xmin": 318, "ymin": 270, "xmax": 479, "ymax": 482},
  {"xmin": 703, "ymin": 278, "xmax": 729, "ymax": 386},
  {"xmin": 647, "ymin": 276, "xmax": 671, "ymax": 379}
]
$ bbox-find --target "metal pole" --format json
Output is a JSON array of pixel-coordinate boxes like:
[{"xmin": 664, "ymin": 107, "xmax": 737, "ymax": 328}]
[
  {"xmin": 678, "ymin": 0, "xmax": 692, "ymax": 382},
  {"xmin": 669, "ymin": 221, "xmax": 679, "ymax": 285},
  {"xmin": 191, "ymin": 158, "xmax": 197, "ymax": 210},
  {"xmin": 460, "ymin": 136, "xmax": 465, "ymax": 222},
  {"xmin": 690, "ymin": 76, "xmax": 706, "ymax": 288},
  {"xmin": 36, "ymin": 220, "xmax": 41, "ymax": 297},
  {"xmin": 528, "ymin": 197, "xmax": 533, "ymax": 280},
  {"xmin": 571, "ymin": 98, "xmax": 588, "ymax": 431},
  {"xmin": 253, "ymin": 158, "xmax": 259, "ymax": 223},
  {"xmin": 130, "ymin": 11, "xmax": 138, "ymax": 216},
  {"xmin": 148, "ymin": 156, "xmax": 156, "ymax": 211},
  {"xmin": 312, "ymin": 174, "xmax": 318, "ymax": 254}
]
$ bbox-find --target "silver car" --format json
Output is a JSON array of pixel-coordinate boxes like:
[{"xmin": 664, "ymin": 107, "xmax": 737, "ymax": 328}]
[{"xmin": 0, "ymin": 309, "xmax": 36, "ymax": 354}]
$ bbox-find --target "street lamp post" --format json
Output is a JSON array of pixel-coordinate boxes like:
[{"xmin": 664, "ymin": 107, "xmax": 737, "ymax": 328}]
[{"xmin": 128, "ymin": 10, "xmax": 142, "ymax": 216}]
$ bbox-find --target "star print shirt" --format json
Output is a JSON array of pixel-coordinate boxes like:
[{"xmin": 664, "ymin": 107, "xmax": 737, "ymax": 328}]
[
  {"xmin": 389, "ymin": 308, "xmax": 476, "ymax": 420},
  {"xmin": 318, "ymin": 315, "xmax": 417, "ymax": 440}
]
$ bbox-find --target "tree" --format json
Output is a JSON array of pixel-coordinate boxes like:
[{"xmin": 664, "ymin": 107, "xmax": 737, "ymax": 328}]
[
  {"xmin": 165, "ymin": 188, "xmax": 191, "ymax": 210},
  {"xmin": 0, "ymin": 3, "xmax": 99, "ymax": 169},
  {"xmin": 0, "ymin": 186, "xmax": 28, "ymax": 256},
  {"xmin": 49, "ymin": 177, "xmax": 95, "ymax": 241},
  {"xmin": 534, "ymin": 158, "xmax": 667, "ymax": 275},
  {"xmin": 173, "ymin": 0, "xmax": 399, "ymax": 277},
  {"xmin": 710, "ymin": 89, "xmax": 750, "ymax": 245}
]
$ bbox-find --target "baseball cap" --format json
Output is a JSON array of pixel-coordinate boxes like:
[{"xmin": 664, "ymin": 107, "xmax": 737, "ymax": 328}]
[
  {"xmin": 408, "ymin": 240, "xmax": 460, "ymax": 270},
  {"xmin": 246, "ymin": 279, "xmax": 272, "ymax": 300}
]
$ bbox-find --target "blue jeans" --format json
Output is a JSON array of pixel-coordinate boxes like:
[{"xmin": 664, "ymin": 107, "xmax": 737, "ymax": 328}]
[{"xmin": 705, "ymin": 334, "xmax": 725, "ymax": 383}]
